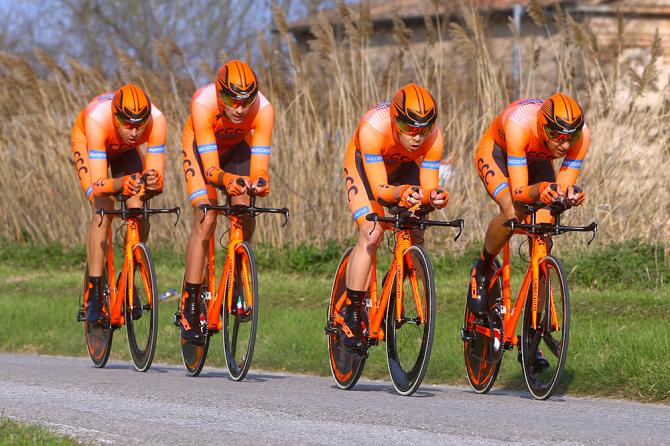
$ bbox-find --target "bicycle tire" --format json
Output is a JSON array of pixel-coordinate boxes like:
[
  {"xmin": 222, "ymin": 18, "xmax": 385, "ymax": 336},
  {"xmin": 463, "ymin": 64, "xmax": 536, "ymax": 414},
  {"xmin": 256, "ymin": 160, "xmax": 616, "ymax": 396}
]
[
  {"xmin": 83, "ymin": 264, "xmax": 113, "ymax": 368},
  {"xmin": 326, "ymin": 247, "xmax": 365, "ymax": 390},
  {"xmin": 386, "ymin": 245, "xmax": 435, "ymax": 396},
  {"xmin": 222, "ymin": 241, "xmax": 258, "ymax": 381},
  {"xmin": 180, "ymin": 280, "xmax": 210, "ymax": 377},
  {"xmin": 521, "ymin": 255, "xmax": 570, "ymax": 400},
  {"xmin": 125, "ymin": 243, "xmax": 159, "ymax": 372},
  {"xmin": 463, "ymin": 259, "xmax": 503, "ymax": 394}
]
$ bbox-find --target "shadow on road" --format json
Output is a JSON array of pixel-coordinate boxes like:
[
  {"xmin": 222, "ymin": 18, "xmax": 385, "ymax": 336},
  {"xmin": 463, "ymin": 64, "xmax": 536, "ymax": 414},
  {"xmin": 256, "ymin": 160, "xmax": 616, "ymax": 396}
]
[
  {"xmin": 195, "ymin": 371, "xmax": 287, "ymax": 382},
  {"xmin": 333, "ymin": 382, "xmax": 441, "ymax": 398}
]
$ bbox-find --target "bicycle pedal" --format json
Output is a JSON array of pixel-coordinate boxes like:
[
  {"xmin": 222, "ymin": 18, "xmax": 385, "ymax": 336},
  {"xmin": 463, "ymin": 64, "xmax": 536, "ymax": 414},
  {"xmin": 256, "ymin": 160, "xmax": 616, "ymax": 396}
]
[
  {"xmin": 460, "ymin": 328, "xmax": 474, "ymax": 343},
  {"xmin": 77, "ymin": 306, "xmax": 86, "ymax": 322}
]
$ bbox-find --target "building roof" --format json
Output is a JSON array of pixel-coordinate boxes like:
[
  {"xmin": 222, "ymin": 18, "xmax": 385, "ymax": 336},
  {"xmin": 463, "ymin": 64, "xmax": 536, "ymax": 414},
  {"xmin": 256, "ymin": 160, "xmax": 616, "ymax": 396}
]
[
  {"xmin": 288, "ymin": 0, "xmax": 570, "ymax": 32},
  {"xmin": 288, "ymin": 0, "xmax": 670, "ymax": 33}
]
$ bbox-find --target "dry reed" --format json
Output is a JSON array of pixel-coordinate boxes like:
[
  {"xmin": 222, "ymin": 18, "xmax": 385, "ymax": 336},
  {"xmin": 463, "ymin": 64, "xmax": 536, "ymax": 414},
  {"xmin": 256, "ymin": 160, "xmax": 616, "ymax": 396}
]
[{"xmin": 0, "ymin": 1, "xmax": 667, "ymax": 256}]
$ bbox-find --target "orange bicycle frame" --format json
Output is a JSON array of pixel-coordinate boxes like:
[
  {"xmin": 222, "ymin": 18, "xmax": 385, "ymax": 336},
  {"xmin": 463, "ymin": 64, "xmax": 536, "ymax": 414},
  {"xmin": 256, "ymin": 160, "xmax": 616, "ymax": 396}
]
[
  {"xmin": 489, "ymin": 233, "xmax": 550, "ymax": 347},
  {"xmin": 332, "ymin": 228, "xmax": 424, "ymax": 343},
  {"xmin": 206, "ymin": 214, "xmax": 245, "ymax": 332}
]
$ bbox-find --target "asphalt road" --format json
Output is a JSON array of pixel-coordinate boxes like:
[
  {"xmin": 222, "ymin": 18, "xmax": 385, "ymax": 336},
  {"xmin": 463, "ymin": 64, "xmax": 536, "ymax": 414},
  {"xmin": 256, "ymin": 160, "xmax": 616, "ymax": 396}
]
[{"xmin": 0, "ymin": 353, "xmax": 668, "ymax": 445}]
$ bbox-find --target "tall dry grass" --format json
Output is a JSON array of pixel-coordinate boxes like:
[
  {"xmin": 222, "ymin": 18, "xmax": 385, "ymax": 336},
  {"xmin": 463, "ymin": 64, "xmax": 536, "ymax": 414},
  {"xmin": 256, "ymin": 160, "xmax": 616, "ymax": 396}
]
[{"xmin": 0, "ymin": 1, "xmax": 667, "ymax": 257}]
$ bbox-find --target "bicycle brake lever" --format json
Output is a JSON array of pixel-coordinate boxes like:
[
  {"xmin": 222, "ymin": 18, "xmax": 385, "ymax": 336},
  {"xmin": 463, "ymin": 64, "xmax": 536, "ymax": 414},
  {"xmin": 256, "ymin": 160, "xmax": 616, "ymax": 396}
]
[
  {"xmin": 173, "ymin": 207, "xmax": 181, "ymax": 226},
  {"xmin": 366, "ymin": 213, "xmax": 378, "ymax": 235},
  {"xmin": 199, "ymin": 205, "xmax": 208, "ymax": 224},
  {"xmin": 453, "ymin": 219, "xmax": 464, "ymax": 242},
  {"xmin": 281, "ymin": 209, "xmax": 289, "ymax": 227},
  {"xmin": 97, "ymin": 209, "xmax": 105, "ymax": 227},
  {"xmin": 587, "ymin": 222, "xmax": 598, "ymax": 245}
]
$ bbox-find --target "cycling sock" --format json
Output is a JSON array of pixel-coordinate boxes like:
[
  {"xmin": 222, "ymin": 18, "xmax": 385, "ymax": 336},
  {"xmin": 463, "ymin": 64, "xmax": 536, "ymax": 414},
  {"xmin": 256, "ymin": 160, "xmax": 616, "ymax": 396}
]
[
  {"xmin": 88, "ymin": 275, "xmax": 102, "ymax": 294},
  {"xmin": 184, "ymin": 281, "xmax": 201, "ymax": 298},
  {"xmin": 476, "ymin": 248, "xmax": 496, "ymax": 275},
  {"xmin": 345, "ymin": 288, "xmax": 367, "ymax": 307}
]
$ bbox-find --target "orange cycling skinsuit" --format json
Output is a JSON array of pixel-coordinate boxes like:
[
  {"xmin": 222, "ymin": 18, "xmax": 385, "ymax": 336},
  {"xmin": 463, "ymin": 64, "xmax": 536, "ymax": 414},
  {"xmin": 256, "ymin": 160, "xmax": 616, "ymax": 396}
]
[
  {"xmin": 179, "ymin": 60, "xmax": 274, "ymax": 343},
  {"xmin": 341, "ymin": 83, "xmax": 448, "ymax": 355},
  {"xmin": 468, "ymin": 93, "xmax": 589, "ymax": 368},
  {"xmin": 71, "ymin": 84, "xmax": 166, "ymax": 323}
]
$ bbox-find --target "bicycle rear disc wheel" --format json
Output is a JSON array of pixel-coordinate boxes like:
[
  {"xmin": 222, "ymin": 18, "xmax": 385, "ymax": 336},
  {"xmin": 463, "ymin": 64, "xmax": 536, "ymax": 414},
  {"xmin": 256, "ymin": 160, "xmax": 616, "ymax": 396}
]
[
  {"xmin": 386, "ymin": 245, "xmax": 435, "ymax": 396},
  {"xmin": 223, "ymin": 241, "xmax": 258, "ymax": 381},
  {"xmin": 327, "ymin": 247, "xmax": 365, "ymax": 390},
  {"xmin": 126, "ymin": 243, "xmax": 159, "ymax": 372},
  {"xmin": 521, "ymin": 255, "xmax": 570, "ymax": 400},
  {"xmin": 180, "ymin": 281, "xmax": 210, "ymax": 377},
  {"xmin": 83, "ymin": 264, "xmax": 113, "ymax": 368},
  {"xmin": 463, "ymin": 259, "xmax": 503, "ymax": 394}
]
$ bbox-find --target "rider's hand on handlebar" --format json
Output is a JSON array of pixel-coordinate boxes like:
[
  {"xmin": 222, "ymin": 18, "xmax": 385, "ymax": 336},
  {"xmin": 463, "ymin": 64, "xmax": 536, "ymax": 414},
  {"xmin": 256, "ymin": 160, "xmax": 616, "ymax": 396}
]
[
  {"xmin": 567, "ymin": 185, "xmax": 586, "ymax": 207},
  {"xmin": 223, "ymin": 173, "xmax": 250, "ymax": 196},
  {"xmin": 398, "ymin": 185, "xmax": 423, "ymax": 208},
  {"xmin": 122, "ymin": 173, "xmax": 142, "ymax": 196},
  {"xmin": 429, "ymin": 187, "xmax": 449, "ymax": 209},
  {"xmin": 251, "ymin": 175, "xmax": 270, "ymax": 197},
  {"xmin": 539, "ymin": 182, "xmax": 564, "ymax": 205},
  {"xmin": 142, "ymin": 169, "xmax": 164, "ymax": 193}
]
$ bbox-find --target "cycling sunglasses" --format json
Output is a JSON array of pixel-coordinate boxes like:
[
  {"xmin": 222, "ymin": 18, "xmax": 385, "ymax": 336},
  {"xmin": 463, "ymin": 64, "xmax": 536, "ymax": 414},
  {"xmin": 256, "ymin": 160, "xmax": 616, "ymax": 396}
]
[
  {"xmin": 114, "ymin": 113, "xmax": 150, "ymax": 130},
  {"xmin": 219, "ymin": 91, "xmax": 257, "ymax": 109},
  {"xmin": 395, "ymin": 118, "xmax": 435, "ymax": 137},
  {"xmin": 544, "ymin": 126, "xmax": 581, "ymax": 143}
]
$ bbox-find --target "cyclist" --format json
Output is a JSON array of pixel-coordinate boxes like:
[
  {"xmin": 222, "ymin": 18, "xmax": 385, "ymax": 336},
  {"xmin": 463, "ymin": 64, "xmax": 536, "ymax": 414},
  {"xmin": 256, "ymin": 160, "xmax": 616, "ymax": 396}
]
[
  {"xmin": 342, "ymin": 82, "xmax": 448, "ymax": 355},
  {"xmin": 71, "ymin": 84, "xmax": 167, "ymax": 323},
  {"xmin": 469, "ymin": 93, "xmax": 590, "ymax": 368},
  {"xmin": 179, "ymin": 60, "xmax": 273, "ymax": 343}
]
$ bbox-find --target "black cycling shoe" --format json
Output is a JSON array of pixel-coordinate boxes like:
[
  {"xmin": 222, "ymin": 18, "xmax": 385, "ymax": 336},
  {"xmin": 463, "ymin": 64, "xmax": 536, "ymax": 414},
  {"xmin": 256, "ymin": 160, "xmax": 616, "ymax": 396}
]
[
  {"xmin": 467, "ymin": 262, "xmax": 489, "ymax": 316},
  {"xmin": 130, "ymin": 287, "xmax": 142, "ymax": 320},
  {"xmin": 180, "ymin": 296, "xmax": 204, "ymax": 345},
  {"xmin": 86, "ymin": 287, "xmax": 103, "ymax": 323},
  {"xmin": 341, "ymin": 300, "xmax": 368, "ymax": 357},
  {"xmin": 518, "ymin": 348, "xmax": 551, "ymax": 373}
]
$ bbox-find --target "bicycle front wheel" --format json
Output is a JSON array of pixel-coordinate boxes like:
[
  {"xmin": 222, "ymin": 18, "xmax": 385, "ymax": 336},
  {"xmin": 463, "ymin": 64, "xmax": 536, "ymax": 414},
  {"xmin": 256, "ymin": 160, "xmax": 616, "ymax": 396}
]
[
  {"xmin": 326, "ymin": 247, "xmax": 365, "ymax": 390},
  {"xmin": 222, "ymin": 241, "xmax": 258, "ymax": 381},
  {"xmin": 125, "ymin": 243, "xmax": 159, "ymax": 372},
  {"xmin": 463, "ymin": 259, "xmax": 503, "ymax": 394},
  {"xmin": 83, "ymin": 264, "xmax": 113, "ymax": 368},
  {"xmin": 386, "ymin": 245, "xmax": 435, "ymax": 396},
  {"xmin": 521, "ymin": 255, "xmax": 570, "ymax": 400}
]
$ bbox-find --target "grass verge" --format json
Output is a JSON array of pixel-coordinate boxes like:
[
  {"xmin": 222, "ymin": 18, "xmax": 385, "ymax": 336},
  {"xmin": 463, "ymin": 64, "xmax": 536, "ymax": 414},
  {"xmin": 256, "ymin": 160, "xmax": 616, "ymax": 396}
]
[
  {"xmin": 0, "ymin": 417, "xmax": 80, "ymax": 445},
  {"xmin": 0, "ymin": 241, "xmax": 668, "ymax": 402}
]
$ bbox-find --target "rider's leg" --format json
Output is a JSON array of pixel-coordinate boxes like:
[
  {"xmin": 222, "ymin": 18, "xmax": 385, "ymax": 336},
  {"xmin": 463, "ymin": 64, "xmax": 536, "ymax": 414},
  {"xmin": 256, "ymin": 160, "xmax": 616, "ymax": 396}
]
[
  {"xmin": 343, "ymin": 218, "xmax": 384, "ymax": 354},
  {"xmin": 85, "ymin": 195, "xmax": 114, "ymax": 322},
  {"xmin": 179, "ymin": 199, "xmax": 217, "ymax": 342}
]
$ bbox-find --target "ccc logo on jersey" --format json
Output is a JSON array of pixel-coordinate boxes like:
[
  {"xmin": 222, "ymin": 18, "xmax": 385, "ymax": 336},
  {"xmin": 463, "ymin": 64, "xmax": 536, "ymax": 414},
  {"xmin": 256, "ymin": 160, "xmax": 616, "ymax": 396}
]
[{"xmin": 216, "ymin": 127, "xmax": 244, "ymax": 138}]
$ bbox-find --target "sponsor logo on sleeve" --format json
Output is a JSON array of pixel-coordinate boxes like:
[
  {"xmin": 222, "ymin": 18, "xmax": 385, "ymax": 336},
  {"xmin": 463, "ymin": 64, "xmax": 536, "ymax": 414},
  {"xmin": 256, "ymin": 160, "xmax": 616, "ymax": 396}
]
[
  {"xmin": 251, "ymin": 145, "xmax": 271, "ymax": 155},
  {"xmin": 364, "ymin": 154, "xmax": 384, "ymax": 164},
  {"xmin": 147, "ymin": 145, "xmax": 165, "ymax": 154},
  {"xmin": 507, "ymin": 156, "xmax": 527, "ymax": 167},
  {"xmin": 561, "ymin": 158, "xmax": 583, "ymax": 169},
  {"xmin": 493, "ymin": 182, "xmax": 509, "ymax": 199},
  {"xmin": 197, "ymin": 143, "xmax": 218, "ymax": 154},
  {"xmin": 353, "ymin": 206, "xmax": 371, "ymax": 220},
  {"xmin": 421, "ymin": 160, "xmax": 440, "ymax": 170},
  {"xmin": 189, "ymin": 189, "xmax": 208, "ymax": 202}
]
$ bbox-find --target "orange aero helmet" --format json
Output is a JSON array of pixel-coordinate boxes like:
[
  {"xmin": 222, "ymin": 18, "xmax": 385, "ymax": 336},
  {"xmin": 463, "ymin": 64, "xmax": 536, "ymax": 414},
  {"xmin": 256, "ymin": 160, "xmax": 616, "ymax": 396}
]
[
  {"xmin": 215, "ymin": 60, "xmax": 259, "ymax": 109},
  {"xmin": 390, "ymin": 83, "xmax": 438, "ymax": 136},
  {"xmin": 537, "ymin": 93, "xmax": 584, "ymax": 142},
  {"xmin": 112, "ymin": 84, "xmax": 151, "ymax": 129}
]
